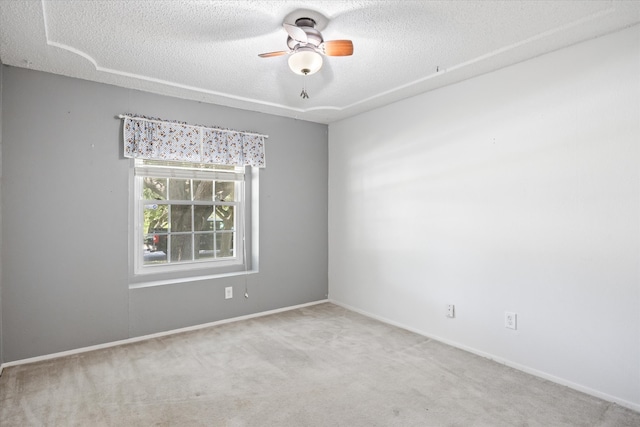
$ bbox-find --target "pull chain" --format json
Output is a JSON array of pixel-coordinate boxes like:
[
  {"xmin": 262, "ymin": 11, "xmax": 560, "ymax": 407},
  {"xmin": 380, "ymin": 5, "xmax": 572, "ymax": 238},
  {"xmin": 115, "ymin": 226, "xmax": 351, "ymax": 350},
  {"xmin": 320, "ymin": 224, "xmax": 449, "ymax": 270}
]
[{"xmin": 300, "ymin": 70, "xmax": 310, "ymax": 99}]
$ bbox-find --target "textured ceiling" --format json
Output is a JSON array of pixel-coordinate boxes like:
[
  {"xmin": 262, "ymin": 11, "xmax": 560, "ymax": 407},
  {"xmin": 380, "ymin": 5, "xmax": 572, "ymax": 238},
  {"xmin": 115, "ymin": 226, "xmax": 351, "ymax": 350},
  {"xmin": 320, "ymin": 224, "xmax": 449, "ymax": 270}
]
[{"xmin": 0, "ymin": 1, "xmax": 639, "ymax": 124}]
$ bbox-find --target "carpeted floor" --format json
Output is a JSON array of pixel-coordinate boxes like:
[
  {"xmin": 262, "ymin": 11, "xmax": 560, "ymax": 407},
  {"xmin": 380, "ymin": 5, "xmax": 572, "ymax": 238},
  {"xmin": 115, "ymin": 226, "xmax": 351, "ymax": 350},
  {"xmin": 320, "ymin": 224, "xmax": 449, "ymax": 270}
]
[{"xmin": 1, "ymin": 302, "xmax": 638, "ymax": 426}]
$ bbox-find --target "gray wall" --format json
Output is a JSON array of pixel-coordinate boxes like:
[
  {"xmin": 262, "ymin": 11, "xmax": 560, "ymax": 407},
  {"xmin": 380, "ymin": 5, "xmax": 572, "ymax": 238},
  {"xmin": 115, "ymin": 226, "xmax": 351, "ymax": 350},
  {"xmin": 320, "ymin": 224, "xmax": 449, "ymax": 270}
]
[{"xmin": 1, "ymin": 66, "xmax": 328, "ymax": 362}]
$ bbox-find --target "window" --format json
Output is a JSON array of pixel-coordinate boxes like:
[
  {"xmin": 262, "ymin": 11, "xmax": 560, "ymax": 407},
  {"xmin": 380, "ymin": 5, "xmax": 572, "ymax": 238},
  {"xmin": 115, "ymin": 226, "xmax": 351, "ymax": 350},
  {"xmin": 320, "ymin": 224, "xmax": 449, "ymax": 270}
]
[
  {"xmin": 132, "ymin": 159, "xmax": 253, "ymax": 277},
  {"xmin": 121, "ymin": 113, "xmax": 265, "ymax": 283}
]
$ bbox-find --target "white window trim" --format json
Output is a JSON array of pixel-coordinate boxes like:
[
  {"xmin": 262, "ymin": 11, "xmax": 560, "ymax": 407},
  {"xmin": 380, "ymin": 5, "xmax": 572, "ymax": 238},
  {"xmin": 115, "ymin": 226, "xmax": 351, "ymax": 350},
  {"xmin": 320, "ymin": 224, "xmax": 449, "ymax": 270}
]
[{"xmin": 128, "ymin": 160, "xmax": 258, "ymax": 287}]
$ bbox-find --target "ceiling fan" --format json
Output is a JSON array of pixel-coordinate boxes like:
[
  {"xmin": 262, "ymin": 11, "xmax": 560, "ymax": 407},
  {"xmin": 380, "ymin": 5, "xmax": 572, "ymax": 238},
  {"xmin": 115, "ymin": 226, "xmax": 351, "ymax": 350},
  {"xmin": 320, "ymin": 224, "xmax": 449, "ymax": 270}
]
[{"xmin": 258, "ymin": 17, "xmax": 354, "ymax": 76}]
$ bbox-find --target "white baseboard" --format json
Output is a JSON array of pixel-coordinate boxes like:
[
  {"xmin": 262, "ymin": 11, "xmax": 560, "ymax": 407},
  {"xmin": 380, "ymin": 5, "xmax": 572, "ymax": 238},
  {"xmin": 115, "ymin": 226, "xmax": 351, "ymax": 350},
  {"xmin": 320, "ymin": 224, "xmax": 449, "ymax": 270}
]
[
  {"xmin": 0, "ymin": 299, "xmax": 328, "ymax": 373},
  {"xmin": 329, "ymin": 299, "xmax": 640, "ymax": 414}
]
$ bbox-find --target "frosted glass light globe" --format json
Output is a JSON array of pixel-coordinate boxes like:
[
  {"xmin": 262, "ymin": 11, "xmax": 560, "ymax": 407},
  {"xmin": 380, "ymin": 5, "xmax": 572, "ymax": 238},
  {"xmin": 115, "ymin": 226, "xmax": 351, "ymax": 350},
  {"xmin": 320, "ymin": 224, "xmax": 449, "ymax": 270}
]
[{"xmin": 288, "ymin": 49, "xmax": 323, "ymax": 75}]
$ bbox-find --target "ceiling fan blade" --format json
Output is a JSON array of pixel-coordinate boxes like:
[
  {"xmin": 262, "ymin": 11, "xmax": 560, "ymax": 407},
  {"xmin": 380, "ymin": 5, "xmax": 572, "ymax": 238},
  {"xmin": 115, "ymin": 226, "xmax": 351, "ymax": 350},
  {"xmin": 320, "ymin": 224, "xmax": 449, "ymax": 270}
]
[
  {"xmin": 322, "ymin": 40, "xmax": 354, "ymax": 56},
  {"xmin": 258, "ymin": 50, "xmax": 289, "ymax": 58},
  {"xmin": 283, "ymin": 23, "xmax": 307, "ymax": 43}
]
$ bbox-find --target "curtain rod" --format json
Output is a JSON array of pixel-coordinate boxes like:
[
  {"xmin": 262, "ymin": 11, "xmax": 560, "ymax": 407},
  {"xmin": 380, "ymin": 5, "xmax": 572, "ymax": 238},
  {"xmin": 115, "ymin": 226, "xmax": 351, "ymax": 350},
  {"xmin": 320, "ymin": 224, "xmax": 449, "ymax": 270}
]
[{"xmin": 117, "ymin": 114, "xmax": 269, "ymax": 139}]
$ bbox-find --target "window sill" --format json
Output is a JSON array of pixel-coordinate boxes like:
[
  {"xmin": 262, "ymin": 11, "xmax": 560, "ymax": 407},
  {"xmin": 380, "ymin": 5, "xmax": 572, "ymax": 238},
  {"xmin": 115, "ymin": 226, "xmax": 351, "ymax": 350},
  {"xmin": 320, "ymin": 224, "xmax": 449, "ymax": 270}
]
[{"xmin": 129, "ymin": 269, "xmax": 258, "ymax": 290}]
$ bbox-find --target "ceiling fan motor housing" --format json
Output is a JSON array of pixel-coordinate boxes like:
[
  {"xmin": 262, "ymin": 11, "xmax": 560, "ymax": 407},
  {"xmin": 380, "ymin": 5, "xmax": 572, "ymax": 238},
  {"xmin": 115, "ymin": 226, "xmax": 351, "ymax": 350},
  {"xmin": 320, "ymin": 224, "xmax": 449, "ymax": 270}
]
[{"xmin": 287, "ymin": 17, "xmax": 324, "ymax": 50}]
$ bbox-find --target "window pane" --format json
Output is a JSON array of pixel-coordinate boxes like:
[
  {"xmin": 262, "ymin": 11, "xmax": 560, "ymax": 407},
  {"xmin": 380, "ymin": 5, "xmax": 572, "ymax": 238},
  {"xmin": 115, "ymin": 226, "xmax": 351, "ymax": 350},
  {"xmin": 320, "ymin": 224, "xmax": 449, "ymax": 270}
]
[
  {"xmin": 171, "ymin": 205, "xmax": 192, "ymax": 232},
  {"xmin": 193, "ymin": 206, "xmax": 215, "ymax": 232},
  {"xmin": 143, "ymin": 177, "xmax": 167, "ymax": 200},
  {"xmin": 144, "ymin": 204, "xmax": 168, "ymax": 253},
  {"xmin": 215, "ymin": 181, "xmax": 235, "ymax": 201},
  {"xmin": 142, "ymin": 234, "xmax": 168, "ymax": 265},
  {"xmin": 196, "ymin": 233, "xmax": 214, "ymax": 259},
  {"xmin": 193, "ymin": 180, "xmax": 213, "ymax": 201},
  {"xmin": 215, "ymin": 206, "xmax": 235, "ymax": 231},
  {"xmin": 169, "ymin": 178, "xmax": 191, "ymax": 200},
  {"xmin": 216, "ymin": 232, "xmax": 234, "ymax": 258},
  {"xmin": 143, "ymin": 202, "xmax": 167, "ymax": 265},
  {"xmin": 170, "ymin": 234, "xmax": 193, "ymax": 263}
]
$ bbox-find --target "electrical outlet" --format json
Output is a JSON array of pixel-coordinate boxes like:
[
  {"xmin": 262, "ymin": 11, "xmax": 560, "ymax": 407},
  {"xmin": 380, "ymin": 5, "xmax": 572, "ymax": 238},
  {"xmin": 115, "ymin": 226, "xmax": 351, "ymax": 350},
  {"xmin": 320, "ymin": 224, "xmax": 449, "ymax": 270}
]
[
  {"xmin": 505, "ymin": 312, "xmax": 517, "ymax": 330},
  {"xmin": 225, "ymin": 287, "xmax": 233, "ymax": 299},
  {"xmin": 447, "ymin": 304, "xmax": 455, "ymax": 318}
]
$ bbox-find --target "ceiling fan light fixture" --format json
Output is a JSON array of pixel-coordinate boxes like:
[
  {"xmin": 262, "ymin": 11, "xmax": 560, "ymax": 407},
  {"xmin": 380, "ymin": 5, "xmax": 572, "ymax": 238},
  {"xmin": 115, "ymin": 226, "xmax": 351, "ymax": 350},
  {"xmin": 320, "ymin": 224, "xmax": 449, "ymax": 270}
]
[{"xmin": 288, "ymin": 49, "xmax": 323, "ymax": 75}]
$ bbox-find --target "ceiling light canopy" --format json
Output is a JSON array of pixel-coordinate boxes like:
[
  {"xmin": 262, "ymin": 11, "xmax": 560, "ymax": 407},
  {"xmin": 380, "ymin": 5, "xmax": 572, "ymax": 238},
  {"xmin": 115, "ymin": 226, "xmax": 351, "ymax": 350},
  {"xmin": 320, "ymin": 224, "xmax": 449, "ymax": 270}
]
[{"xmin": 288, "ymin": 48, "xmax": 323, "ymax": 75}]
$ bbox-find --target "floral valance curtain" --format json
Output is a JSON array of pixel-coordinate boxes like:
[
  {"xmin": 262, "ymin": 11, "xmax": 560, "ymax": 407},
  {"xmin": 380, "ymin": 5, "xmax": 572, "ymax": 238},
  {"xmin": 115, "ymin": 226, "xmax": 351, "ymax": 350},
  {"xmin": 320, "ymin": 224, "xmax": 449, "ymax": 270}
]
[{"xmin": 122, "ymin": 114, "xmax": 266, "ymax": 168}]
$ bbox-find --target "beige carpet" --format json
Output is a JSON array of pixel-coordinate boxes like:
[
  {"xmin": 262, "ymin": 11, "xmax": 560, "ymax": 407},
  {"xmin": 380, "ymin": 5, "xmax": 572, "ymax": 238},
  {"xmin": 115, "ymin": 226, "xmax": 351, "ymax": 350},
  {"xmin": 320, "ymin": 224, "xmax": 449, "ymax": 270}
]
[{"xmin": 1, "ymin": 302, "xmax": 638, "ymax": 426}]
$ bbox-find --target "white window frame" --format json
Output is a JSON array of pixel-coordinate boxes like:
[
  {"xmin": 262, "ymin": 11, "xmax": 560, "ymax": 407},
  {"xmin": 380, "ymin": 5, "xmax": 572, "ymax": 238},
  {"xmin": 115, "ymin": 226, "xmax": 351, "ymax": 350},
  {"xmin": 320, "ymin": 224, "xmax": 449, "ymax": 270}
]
[{"xmin": 130, "ymin": 159, "xmax": 255, "ymax": 284}]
